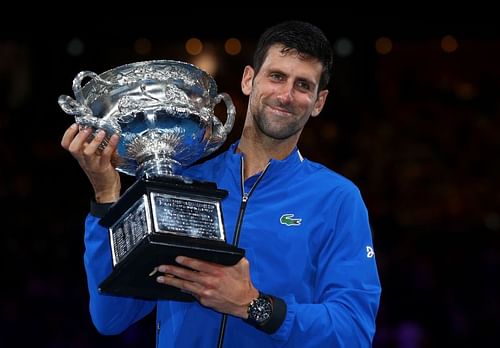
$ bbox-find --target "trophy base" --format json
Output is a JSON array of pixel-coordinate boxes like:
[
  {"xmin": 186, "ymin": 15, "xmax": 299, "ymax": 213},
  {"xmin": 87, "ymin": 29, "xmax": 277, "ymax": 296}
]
[
  {"xmin": 97, "ymin": 176, "xmax": 245, "ymax": 301},
  {"xmin": 98, "ymin": 233, "xmax": 244, "ymax": 301}
]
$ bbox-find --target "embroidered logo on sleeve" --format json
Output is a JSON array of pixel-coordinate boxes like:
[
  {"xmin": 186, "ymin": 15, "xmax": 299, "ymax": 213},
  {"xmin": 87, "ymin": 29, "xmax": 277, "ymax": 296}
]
[
  {"xmin": 366, "ymin": 246, "xmax": 375, "ymax": 258},
  {"xmin": 280, "ymin": 213, "xmax": 302, "ymax": 226}
]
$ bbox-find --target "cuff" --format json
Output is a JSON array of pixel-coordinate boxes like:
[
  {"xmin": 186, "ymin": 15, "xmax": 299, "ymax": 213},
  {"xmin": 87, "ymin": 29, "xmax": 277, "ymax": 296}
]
[
  {"xmin": 90, "ymin": 200, "xmax": 114, "ymax": 218},
  {"xmin": 259, "ymin": 295, "xmax": 287, "ymax": 334}
]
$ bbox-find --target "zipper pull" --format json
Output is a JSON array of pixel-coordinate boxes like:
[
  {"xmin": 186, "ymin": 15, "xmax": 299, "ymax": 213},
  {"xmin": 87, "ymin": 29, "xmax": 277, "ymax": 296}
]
[{"xmin": 242, "ymin": 193, "xmax": 249, "ymax": 203}]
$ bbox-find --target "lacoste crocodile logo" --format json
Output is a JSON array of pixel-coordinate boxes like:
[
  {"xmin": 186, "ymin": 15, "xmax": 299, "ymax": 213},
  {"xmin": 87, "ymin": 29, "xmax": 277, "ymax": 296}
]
[{"xmin": 280, "ymin": 214, "xmax": 302, "ymax": 226}]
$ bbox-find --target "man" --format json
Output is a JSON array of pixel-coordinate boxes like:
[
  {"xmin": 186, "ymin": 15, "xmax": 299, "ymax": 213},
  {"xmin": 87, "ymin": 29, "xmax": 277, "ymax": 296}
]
[{"xmin": 61, "ymin": 20, "xmax": 381, "ymax": 347}]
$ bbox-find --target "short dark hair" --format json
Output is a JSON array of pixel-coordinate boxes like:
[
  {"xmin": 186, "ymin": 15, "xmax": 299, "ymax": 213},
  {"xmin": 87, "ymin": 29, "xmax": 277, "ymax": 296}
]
[{"xmin": 253, "ymin": 20, "xmax": 333, "ymax": 91}]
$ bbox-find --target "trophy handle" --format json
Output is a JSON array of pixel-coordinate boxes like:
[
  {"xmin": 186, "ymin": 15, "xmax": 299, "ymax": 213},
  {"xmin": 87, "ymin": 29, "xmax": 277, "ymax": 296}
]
[
  {"xmin": 203, "ymin": 92, "xmax": 236, "ymax": 156},
  {"xmin": 58, "ymin": 94, "xmax": 93, "ymax": 117},
  {"xmin": 72, "ymin": 70, "xmax": 114, "ymax": 105},
  {"xmin": 58, "ymin": 71, "xmax": 121, "ymax": 136},
  {"xmin": 215, "ymin": 92, "xmax": 236, "ymax": 136}
]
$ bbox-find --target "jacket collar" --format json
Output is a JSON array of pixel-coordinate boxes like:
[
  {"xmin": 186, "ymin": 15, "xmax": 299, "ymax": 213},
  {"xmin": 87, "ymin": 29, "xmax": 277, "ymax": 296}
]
[{"xmin": 225, "ymin": 141, "xmax": 304, "ymax": 182}]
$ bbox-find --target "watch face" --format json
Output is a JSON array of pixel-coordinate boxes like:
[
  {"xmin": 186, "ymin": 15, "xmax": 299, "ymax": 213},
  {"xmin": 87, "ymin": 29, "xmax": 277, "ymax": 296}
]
[{"xmin": 248, "ymin": 296, "xmax": 272, "ymax": 324}]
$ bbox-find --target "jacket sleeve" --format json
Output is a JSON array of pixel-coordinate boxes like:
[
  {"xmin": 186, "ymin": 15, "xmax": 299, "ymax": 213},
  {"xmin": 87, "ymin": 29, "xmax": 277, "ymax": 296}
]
[
  {"xmin": 84, "ymin": 214, "xmax": 156, "ymax": 335},
  {"xmin": 271, "ymin": 186, "xmax": 381, "ymax": 347}
]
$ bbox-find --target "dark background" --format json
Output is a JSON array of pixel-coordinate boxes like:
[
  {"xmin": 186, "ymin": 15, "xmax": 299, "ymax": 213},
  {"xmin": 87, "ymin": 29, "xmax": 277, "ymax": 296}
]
[{"xmin": 1, "ymin": 14, "xmax": 499, "ymax": 347}]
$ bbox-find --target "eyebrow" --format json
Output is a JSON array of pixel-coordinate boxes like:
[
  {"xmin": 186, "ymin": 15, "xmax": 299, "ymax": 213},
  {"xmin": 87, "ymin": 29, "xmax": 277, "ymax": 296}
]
[{"xmin": 268, "ymin": 68, "xmax": 318, "ymax": 88}]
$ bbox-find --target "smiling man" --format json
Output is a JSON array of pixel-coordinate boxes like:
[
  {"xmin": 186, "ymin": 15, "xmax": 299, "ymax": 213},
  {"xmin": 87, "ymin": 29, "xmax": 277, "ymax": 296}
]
[{"xmin": 62, "ymin": 20, "xmax": 381, "ymax": 348}]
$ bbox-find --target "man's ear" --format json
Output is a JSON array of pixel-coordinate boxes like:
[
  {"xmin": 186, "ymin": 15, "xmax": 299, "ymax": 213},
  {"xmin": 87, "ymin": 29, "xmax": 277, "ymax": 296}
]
[
  {"xmin": 311, "ymin": 90, "xmax": 329, "ymax": 117},
  {"xmin": 241, "ymin": 65, "xmax": 254, "ymax": 96}
]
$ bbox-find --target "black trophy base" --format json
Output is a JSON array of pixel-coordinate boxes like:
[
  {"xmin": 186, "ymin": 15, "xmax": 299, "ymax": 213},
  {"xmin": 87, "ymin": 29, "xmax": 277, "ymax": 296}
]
[
  {"xmin": 98, "ymin": 233, "xmax": 244, "ymax": 301},
  {"xmin": 97, "ymin": 176, "xmax": 245, "ymax": 301}
]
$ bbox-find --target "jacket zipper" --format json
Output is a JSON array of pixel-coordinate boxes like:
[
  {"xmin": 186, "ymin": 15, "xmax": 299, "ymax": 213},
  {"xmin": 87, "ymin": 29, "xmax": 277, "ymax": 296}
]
[
  {"xmin": 217, "ymin": 157, "xmax": 271, "ymax": 348},
  {"xmin": 232, "ymin": 157, "xmax": 270, "ymax": 246},
  {"xmin": 156, "ymin": 320, "xmax": 160, "ymax": 348}
]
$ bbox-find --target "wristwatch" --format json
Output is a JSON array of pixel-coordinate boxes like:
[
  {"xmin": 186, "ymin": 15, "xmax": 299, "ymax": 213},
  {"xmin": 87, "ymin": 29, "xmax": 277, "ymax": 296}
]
[{"xmin": 246, "ymin": 292, "xmax": 273, "ymax": 326}]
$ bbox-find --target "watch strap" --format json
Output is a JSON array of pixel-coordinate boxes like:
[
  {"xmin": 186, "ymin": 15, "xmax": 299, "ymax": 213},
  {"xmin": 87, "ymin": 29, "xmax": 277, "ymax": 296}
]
[
  {"xmin": 244, "ymin": 292, "xmax": 287, "ymax": 334},
  {"xmin": 259, "ymin": 294, "xmax": 286, "ymax": 334}
]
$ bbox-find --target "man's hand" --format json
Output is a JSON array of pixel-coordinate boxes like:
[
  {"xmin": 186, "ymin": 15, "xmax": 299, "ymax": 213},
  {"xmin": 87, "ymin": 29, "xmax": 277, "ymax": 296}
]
[
  {"xmin": 156, "ymin": 256, "xmax": 259, "ymax": 318},
  {"xmin": 61, "ymin": 123, "xmax": 121, "ymax": 203}
]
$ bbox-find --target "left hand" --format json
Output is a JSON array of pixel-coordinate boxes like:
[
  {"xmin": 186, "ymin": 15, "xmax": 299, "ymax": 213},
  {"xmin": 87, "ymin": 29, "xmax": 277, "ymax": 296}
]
[{"xmin": 156, "ymin": 256, "xmax": 258, "ymax": 318}]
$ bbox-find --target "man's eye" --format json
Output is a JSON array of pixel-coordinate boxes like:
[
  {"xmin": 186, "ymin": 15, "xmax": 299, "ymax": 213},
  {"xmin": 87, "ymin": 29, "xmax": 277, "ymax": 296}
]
[
  {"xmin": 297, "ymin": 81, "xmax": 311, "ymax": 90},
  {"xmin": 270, "ymin": 73, "xmax": 283, "ymax": 81}
]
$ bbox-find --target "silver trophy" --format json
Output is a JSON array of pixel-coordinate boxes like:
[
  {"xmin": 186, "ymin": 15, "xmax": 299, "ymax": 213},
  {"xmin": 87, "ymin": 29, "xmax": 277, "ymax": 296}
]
[{"xmin": 59, "ymin": 60, "xmax": 244, "ymax": 300}]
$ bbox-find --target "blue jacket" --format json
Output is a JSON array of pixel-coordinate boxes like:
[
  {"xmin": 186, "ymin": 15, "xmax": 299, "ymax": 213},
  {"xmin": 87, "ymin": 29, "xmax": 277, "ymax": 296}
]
[{"xmin": 83, "ymin": 142, "xmax": 381, "ymax": 347}]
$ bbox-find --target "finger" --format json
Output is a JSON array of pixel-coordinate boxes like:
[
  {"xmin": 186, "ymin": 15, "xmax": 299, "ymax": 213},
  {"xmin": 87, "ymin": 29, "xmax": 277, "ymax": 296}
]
[
  {"xmin": 67, "ymin": 126, "xmax": 93, "ymax": 154},
  {"xmin": 158, "ymin": 264, "xmax": 202, "ymax": 283},
  {"xmin": 61, "ymin": 123, "xmax": 79, "ymax": 149},
  {"xmin": 83, "ymin": 130, "xmax": 106, "ymax": 156},
  {"xmin": 100, "ymin": 133, "xmax": 120, "ymax": 160},
  {"xmin": 175, "ymin": 256, "xmax": 222, "ymax": 274},
  {"xmin": 157, "ymin": 273, "xmax": 203, "ymax": 295}
]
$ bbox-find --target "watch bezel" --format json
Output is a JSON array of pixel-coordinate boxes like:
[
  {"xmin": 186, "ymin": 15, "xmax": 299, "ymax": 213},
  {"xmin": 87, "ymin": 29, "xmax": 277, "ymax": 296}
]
[{"xmin": 247, "ymin": 293, "xmax": 273, "ymax": 325}]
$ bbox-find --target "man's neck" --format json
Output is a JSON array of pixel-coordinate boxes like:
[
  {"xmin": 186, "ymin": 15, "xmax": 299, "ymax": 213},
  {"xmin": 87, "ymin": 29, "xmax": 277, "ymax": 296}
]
[{"xmin": 237, "ymin": 128, "xmax": 298, "ymax": 180}]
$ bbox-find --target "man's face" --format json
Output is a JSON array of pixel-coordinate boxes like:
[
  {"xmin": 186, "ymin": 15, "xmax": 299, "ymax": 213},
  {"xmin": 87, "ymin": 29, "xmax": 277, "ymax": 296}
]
[{"xmin": 242, "ymin": 44, "xmax": 328, "ymax": 140}]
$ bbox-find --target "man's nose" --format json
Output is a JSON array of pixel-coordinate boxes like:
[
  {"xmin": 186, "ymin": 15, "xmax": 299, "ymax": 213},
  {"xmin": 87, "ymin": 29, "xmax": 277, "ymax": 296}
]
[{"xmin": 276, "ymin": 83, "xmax": 294, "ymax": 104}]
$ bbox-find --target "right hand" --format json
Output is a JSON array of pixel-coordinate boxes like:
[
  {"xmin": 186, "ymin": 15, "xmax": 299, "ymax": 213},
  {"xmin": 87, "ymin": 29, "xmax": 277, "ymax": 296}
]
[{"xmin": 61, "ymin": 123, "xmax": 121, "ymax": 203}]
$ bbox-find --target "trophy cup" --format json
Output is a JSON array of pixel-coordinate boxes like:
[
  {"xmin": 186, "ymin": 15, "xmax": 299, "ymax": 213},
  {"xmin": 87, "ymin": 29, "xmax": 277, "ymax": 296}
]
[{"xmin": 58, "ymin": 60, "xmax": 244, "ymax": 301}]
